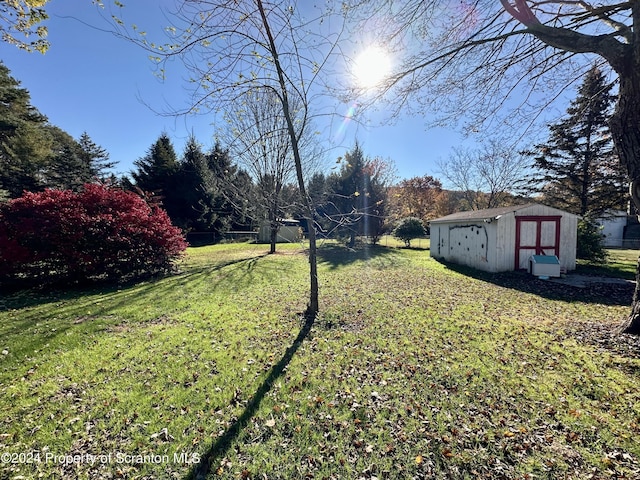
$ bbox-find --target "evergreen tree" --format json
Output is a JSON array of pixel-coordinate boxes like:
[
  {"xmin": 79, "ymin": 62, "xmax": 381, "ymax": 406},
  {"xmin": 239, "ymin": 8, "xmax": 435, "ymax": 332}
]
[
  {"xmin": 207, "ymin": 142, "xmax": 254, "ymax": 234},
  {"xmin": 226, "ymin": 167, "xmax": 256, "ymax": 232},
  {"xmin": 44, "ymin": 126, "xmax": 92, "ymax": 191},
  {"xmin": 131, "ymin": 133, "xmax": 180, "ymax": 214},
  {"xmin": 173, "ymin": 135, "xmax": 240, "ymax": 235},
  {"xmin": 307, "ymin": 172, "xmax": 329, "ymax": 235},
  {"xmin": 529, "ymin": 66, "xmax": 627, "ymax": 217},
  {"xmin": 326, "ymin": 143, "xmax": 389, "ymax": 246},
  {"xmin": 0, "ymin": 62, "xmax": 51, "ymax": 196},
  {"xmin": 78, "ymin": 132, "xmax": 115, "ymax": 180},
  {"xmin": 172, "ymin": 135, "xmax": 212, "ymax": 231},
  {"xmin": 307, "ymin": 172, "xmax": 327, "ymax": 207},
  {"xmin": 0, "ymin": 64, "xmax": 112, "ymax": 196}
]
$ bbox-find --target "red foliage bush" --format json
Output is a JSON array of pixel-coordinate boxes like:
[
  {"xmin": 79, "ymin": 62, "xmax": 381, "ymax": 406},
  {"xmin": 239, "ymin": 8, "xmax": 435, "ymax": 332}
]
[{"xmin": 0, "ymin": 184, "xmax": 187, "ymax": 286}]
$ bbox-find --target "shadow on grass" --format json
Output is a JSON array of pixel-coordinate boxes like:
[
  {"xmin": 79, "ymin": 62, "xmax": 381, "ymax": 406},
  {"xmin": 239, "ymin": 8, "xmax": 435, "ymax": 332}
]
[
  {"xmin": 317, "ymin": 242, "xmax": 400, "ymax": 269},
  {"xmin": 185, "ymin": 312, "xmax": 315, "ymax": 480},
  {"xmin": 0, "ymin": 253, "xmax": 269, "ymax": 313},
  {"xmin": 171, "ymin": 253, "xmax": 269, "ymax": 290},
  {"xmin": 575, "ymin": 261, "xmax": 636, "ymax": 281},
  {"xmin": 0, "ymin": 253, "xmax": 270, "ymax": 359},
  {"xmin": 396, "ymin": 245, "xmax": 430, "ymax": 251},
  {"xmin": 437, "ymin": 259, "xmax": 634, "ymax": 307}
]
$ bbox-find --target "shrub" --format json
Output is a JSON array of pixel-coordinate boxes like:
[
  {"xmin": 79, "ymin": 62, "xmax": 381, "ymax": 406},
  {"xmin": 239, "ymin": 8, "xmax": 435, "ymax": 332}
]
[
  {"xmin": 0, "ymin": 183, "xmax": 187, "ymax": 287},
  {"xmin": 576, "ymin": 217, "xmax": 608, "ymax": 263},
  {"xmin": 392, "ymin": 217, "xmax": 426, "ymax": 248}
]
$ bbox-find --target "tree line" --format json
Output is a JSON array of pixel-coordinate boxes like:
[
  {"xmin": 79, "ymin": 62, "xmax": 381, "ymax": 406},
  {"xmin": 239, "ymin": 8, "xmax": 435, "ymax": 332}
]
[{"xmin": 0, "ymin": 60, "xmax": 629, "ymax": 247}]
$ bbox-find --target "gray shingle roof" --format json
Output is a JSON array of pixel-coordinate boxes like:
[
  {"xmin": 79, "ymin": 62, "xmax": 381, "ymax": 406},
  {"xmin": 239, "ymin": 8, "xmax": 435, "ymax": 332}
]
[{"xmin": 429, "ymin": 204, "xmax": 538, "ymax": 223}]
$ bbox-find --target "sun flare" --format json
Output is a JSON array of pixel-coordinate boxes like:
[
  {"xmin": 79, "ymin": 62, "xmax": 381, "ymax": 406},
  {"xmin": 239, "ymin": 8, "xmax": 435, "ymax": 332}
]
[{"xmin": 353, "ymin": 46, "xmax": 391, "ymax": 89}]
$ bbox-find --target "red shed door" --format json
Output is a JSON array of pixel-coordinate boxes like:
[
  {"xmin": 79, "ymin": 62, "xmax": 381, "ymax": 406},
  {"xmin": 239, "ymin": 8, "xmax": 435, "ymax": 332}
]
[{"xmin": 515, "ymin": 216, "xmax": 561, "ymax": 270}]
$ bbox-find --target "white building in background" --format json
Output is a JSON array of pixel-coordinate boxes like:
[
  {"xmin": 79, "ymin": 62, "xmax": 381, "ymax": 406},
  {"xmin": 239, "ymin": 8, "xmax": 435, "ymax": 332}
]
[{"xmin": 595, "ymin": 210, "xmax": 627, "ymax": 248}]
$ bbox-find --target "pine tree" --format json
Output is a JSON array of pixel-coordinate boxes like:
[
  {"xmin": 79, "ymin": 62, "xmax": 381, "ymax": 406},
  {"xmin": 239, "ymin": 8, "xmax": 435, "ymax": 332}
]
[
  {"xmin": 530, "ymin": 66, "xmax": 627, "ymax": 217},
  {"xmin": 172, "ymin": 135, "xmax": 211, "ymax": 231},
  {"xmin": 327, "ymin": 143, "xmax": 389, "ymax": 246},
  {"xmin": 207, "ymin": 142, "xmax": 253, "ymax": 233},
  {"xmin": 45, "ymin": 127, "xmax": 89, "ymax": 191},
  {"xmin": 131, "ymin": 133, "xmax": 180, "ymax": 212},
  {"xmin": 174, "ymin": 135, "xmax": 237, "ymax": 234},
  {"xmin": 0, "ymin": 62, "xmax": 51, "ymax": 196},
  {"xmin": 0, "ymin": 64, "xmax": 112, "ymax": 197},
  {"xmin": 78, "ymin": 132, "xmax": 115, "ymax": 180}
]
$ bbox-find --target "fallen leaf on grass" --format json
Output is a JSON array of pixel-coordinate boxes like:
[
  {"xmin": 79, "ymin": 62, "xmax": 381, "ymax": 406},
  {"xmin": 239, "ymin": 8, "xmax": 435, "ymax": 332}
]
[
  {"xmin": 442, "ymin": 448, "xmax": 454, "ymax": 458},
  {"xmin": 566, "ymin": 431, "xmax": 580, "ymax": 443}
]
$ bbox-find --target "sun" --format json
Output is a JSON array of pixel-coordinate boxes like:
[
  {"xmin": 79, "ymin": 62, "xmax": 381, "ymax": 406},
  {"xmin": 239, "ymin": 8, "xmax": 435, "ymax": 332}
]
[{"xmin": 353, "ymin": 46, "xmax": 391, "ymax": 89}]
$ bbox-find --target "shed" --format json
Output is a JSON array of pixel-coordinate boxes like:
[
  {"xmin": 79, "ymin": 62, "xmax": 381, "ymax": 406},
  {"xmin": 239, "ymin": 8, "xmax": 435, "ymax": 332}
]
[
  {"xmin": 429, "ymin": 204, "xmax": 578, "ymax": 273},
  {"xmin": 258, "ymin": 219, "xmax": 302, "ymax": 243}
]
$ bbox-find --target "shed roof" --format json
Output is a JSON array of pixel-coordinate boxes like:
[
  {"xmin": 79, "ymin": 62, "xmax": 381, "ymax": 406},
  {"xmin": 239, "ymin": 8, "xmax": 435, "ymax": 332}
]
[{"xmin": 429, "ymin": 203, "xmax": 578, "ymax": 224}]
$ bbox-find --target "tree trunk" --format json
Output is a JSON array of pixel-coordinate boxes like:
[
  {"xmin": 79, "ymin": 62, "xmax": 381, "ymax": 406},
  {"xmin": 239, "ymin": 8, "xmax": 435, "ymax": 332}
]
[
  {"xmin": 619, "ymin": 257, "xmax": 640, "ymax": 334},
  {"xmin": 609, "ymin": 71, "xmax": 640, "ymax": 335},
  {"xmin": 348, "ymin": 231, "xmax": 356, "ymax": 248},
  {"xmin": 306, "ymin": 219, "xmax": 319, "ymax": 315},
  {"xmin": 256, "ymin": 0, "xmax": 319, "ymax": 317},
  {"xmin": 269, "ymin": 226, "xmax": 277, "ymax": 254},
  {"xmin": 269, "ymin": 215, "xmax": 277, "ymax": 254}
]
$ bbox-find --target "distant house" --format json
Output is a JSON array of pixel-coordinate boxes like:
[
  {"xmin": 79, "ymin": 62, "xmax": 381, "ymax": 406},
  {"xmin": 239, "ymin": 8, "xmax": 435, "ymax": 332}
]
[
  {"xmin": 258, "ymin": 219, "xmax": 302, "ymax": 243},
  {"xmin": 429, "ymin": 204, "xmax": 578, "ymax": 273},
  {"xmin": 596, "ymin": 210, "xmax": 627, "ymax": 248}
]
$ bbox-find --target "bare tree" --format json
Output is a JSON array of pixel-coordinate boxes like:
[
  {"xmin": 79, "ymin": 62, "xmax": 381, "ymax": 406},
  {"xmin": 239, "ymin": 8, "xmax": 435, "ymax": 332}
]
[
  {"xmin": 114, "ymin": 1, "xmax": 349, "ymax": 316},
  {"xmin": 351, "ymin": 1, "xmax": 640, "ymax": 334},
  {"xmin": 225, "ymin": 88, "xmax": 297, "ymax": 254},
  {"xmin": 225, "ymin": 88, "xmax": 323, "ymax": 254},
  {"xmin": 438, "ymin": 139, "xmax": 530, "ymax": 210}
]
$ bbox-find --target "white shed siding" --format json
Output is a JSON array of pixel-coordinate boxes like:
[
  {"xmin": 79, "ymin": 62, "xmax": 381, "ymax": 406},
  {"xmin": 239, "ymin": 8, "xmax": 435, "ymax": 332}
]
[
  {"xmin": 559, "ymin": 215, "xmax": 578, "ymax": 271},
  {"xmin": 495, "ymin": 215, "xmax": 516, "ymax": 272},
  {"xmin": 446, "ymin": 223, "xmax": 493, "ymax": 270},
  {"xmin": 430, "ymin": 204, "xmax": 578, "ymax": 273},
  {"xmin": 258, "ymin": 221, "xmax": 301, "ymax": 243}
]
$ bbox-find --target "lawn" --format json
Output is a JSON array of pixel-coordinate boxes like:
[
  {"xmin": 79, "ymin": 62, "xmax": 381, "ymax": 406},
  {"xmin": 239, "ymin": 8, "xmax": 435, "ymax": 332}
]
[
  {"xmin": 1, "ymin": 242, "xmax": 639, "ymax": 479},
  {"xmin": 576, "ymin": 248, "xmax": 638, "ymax": 280}
]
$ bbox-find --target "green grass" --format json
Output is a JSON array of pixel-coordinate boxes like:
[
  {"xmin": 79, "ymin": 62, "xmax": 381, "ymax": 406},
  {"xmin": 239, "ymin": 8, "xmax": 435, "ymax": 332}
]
[
  {"xmin": 377, "ymin": 235, "xmax": 430, "ymax": 249},
  {"xmin": 1, "ymin": 242, "xmax": 639, "ymax": 479},
  {"xmin": 576, "ymin": 248, "xmax": 638, "ymax": 279}
]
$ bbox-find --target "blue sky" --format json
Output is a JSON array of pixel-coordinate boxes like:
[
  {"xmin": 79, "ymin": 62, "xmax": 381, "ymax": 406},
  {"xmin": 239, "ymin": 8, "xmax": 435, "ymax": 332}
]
[{"xmin": 3, "ymin": 2, "xmax": 486, "ymax": 182}]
